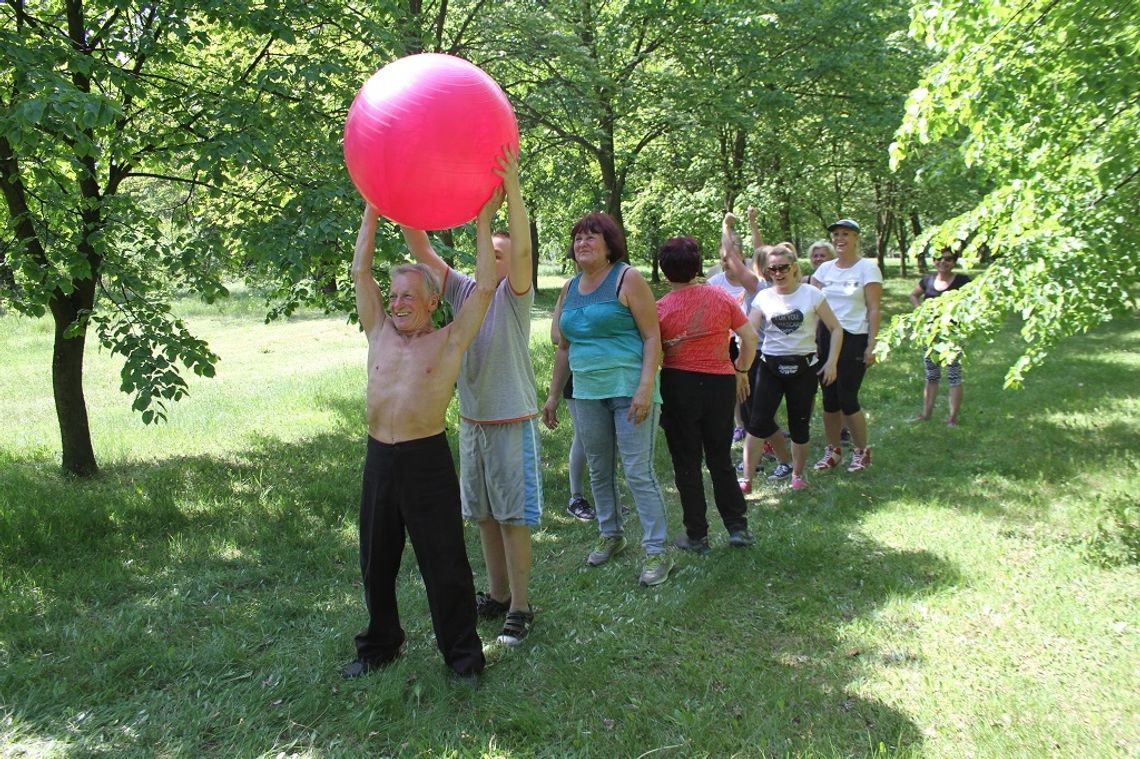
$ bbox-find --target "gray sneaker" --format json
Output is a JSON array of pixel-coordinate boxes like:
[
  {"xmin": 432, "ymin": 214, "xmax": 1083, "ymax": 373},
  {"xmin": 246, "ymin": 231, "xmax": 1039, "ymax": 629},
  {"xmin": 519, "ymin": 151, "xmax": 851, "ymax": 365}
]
[
  {"xmin": 639, "ymin": 553, "xmax": 673, "ymax": 586},
  {"xmin": 587, "ymin": 535, "xmax": 627, "ymax": 566},
  {"xmin": 728, "ymin": 529, "xmax": 755, "ymax": 547},
  {"xmin": 674, "ymin": 533, "xmax": 711, "ymax": 555},
  {"xmin": 767, "ymin": 462, "xmax": 794, "ymax": 482}
]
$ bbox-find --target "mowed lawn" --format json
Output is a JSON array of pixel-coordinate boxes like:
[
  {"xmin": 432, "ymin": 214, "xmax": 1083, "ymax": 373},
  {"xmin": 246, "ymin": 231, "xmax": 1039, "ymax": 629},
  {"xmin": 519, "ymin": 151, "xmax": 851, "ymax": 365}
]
[{"xmin": 1, "ymin": 278, "xmax": 1137, "ymax": 758}]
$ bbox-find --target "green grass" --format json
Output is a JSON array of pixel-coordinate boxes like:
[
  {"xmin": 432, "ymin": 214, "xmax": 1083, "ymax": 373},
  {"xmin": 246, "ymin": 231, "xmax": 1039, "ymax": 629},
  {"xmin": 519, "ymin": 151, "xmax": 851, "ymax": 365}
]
[{"xmin": 1, "ymin": 279, "xmax": 1137, "ymax": 758}]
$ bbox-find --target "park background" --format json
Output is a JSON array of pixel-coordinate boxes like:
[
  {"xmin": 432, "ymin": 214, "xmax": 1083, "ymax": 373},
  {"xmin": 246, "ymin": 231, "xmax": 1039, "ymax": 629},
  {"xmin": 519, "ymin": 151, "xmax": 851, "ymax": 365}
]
[{"xmin": 2, "ymin": 0, "xmax": 1137, "ymax": 757}]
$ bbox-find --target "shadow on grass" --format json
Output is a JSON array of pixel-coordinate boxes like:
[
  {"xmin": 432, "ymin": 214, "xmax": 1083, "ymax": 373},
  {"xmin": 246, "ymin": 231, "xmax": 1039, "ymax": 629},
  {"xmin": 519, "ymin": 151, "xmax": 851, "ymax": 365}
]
[
  {"xmin": 5, "ymin": 308, "xmax": 1135, "ymax": 755},
  {"xmin": 870, "ymin": 313, "xmax": 1140, "ymax": 525},
  {"xmin": 0, "ymin": 392, "xmax": 958, "ymax": 757}
]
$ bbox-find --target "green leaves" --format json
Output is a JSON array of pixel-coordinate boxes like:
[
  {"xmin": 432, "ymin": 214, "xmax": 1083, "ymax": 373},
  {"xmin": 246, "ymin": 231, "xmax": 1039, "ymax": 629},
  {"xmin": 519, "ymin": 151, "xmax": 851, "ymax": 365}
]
[{"xmin": 886, "ymin": 0, "xmax": 1140, "ymax": 384}]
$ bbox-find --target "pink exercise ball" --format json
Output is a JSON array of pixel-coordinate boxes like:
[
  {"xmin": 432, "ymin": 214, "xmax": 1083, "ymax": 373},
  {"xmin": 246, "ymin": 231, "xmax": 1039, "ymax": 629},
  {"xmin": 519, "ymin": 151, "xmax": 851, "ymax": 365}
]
[{"xmin": 343, "ymin": 53, "xmax": 519, "ymax": 231}]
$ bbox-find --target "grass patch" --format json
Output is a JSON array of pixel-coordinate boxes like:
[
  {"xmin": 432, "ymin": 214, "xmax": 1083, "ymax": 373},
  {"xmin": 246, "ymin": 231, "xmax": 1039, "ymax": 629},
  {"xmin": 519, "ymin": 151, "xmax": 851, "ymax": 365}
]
[{"xmin": 1, "ymin": 280, "xmax": 1137, "ymax": 757}]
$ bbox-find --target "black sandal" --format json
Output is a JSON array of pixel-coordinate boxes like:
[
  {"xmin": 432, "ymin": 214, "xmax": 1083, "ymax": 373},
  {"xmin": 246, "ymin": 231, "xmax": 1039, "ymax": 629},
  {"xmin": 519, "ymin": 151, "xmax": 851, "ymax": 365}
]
[{"xmin": 496, "ymin": 606, "xmax": 534, "ymax": 646}]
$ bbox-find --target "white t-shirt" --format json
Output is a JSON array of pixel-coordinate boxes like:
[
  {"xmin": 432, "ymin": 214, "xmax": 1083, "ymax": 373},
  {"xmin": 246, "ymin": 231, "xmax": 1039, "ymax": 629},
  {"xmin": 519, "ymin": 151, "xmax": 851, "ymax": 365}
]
[
  {"xmin": 707, "ymin": 272, "xmax": 749, "ymax": 315},
  {"xmin": 812, "ymin": 257, "xmax": 882, "ymax": 334},
  {"xmin": 751, "ymin": 284, "xmax": 826, "ymax": 356}
]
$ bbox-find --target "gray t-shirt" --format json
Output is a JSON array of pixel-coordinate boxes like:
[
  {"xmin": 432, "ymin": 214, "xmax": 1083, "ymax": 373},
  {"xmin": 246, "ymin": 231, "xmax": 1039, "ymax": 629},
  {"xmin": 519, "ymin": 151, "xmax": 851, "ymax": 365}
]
[{"xmin": 444, "ymin": 269, "xmax": 538, "ymax": 423}]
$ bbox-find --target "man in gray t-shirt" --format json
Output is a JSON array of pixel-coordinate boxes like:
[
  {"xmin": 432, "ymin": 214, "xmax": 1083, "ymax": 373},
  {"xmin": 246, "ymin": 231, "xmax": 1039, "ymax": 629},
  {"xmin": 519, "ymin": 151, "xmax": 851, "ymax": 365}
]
[{"xmin": 400, "ymin": 147, "xmax": 542, "ymax": 648}]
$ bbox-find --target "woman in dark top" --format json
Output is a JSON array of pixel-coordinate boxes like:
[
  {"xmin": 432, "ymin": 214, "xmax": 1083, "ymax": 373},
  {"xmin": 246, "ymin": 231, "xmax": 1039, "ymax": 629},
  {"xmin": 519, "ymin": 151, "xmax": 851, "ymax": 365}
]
[{"xmin": 908, "ymin": 247, "xmax": 971, "ymax": 426}]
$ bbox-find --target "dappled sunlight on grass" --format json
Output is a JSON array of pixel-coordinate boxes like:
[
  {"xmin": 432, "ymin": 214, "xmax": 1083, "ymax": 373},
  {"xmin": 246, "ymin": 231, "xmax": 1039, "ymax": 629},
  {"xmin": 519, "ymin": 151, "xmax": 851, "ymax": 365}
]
[{"xmin": 1, "ymin": 284, "xmax": 1136, "ymax": 756}]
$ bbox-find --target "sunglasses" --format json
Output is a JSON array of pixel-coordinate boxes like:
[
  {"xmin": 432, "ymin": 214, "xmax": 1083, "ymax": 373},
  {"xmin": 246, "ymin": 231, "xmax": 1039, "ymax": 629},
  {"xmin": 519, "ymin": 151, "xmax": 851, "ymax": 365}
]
[
  {"xmin": 767, "ymin": 263, "xmax": 793, "ymax": 274},
  {"xmin": 935, "ymin": 256, "xmax": 956, "ymax": 263}
]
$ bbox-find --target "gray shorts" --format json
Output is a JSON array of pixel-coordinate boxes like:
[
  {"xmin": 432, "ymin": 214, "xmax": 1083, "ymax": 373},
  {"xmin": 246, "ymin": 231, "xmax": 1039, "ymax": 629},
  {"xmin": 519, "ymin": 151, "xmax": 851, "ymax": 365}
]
[{"xmin": 459, "ymin": 418, "xmax": 544, "ymax": 526}]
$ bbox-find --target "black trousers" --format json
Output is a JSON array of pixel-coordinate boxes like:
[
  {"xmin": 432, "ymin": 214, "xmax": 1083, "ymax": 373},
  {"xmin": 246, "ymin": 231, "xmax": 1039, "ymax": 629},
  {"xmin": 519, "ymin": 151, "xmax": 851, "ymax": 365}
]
[
  {"xmin": 817, "ymin": 330, "xmax": 869, "ymax": 415},
  {"xmin": 745, "ymin": 354, "xmax": 819, "ymax": 444},
  {"xmin": 355, "ymin": 434, "xmax": 484, "ymax": 676},
  {"xmin": 660, "ymin": 368, "xmax": 748, "ymax": 540}
]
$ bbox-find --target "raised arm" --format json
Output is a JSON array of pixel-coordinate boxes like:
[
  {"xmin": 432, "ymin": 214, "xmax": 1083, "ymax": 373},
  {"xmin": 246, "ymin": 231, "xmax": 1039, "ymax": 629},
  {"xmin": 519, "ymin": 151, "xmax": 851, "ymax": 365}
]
[
  {"xmin": 494, "ymin": 146, "xmax": 533, "ymax": 294},
  {"xmin": 351, "ymin": 205, "xmax": 386, "ymax": 339},
  {"xmin": 619, "ymin": 267, "xmax": 662, "ymax": 425},
  {"xmin": 747, "ymin": 205, "xmax": 764, "ymax": 253},
  {"xmin": 446, "ymin": 188, "xmax": 504, "ymax": 352},
  {"xmin": 721, "ymin": 212, "xmax": 760, "ymax": 292}
]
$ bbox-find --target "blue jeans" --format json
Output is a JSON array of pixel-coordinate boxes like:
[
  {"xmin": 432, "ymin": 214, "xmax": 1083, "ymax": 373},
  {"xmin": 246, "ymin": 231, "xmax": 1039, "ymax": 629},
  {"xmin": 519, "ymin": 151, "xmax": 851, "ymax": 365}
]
[{"xmin": 570, "ymin": 396, "xmax": 668, "ymax": 555}]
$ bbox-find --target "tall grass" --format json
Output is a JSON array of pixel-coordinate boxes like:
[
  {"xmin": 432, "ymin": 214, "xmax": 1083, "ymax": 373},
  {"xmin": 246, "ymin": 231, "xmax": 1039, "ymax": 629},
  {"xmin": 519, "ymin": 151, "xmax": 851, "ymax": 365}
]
[{"xmin": 1, "ymin": 279, "xmax": 1136, "ymax": 758}]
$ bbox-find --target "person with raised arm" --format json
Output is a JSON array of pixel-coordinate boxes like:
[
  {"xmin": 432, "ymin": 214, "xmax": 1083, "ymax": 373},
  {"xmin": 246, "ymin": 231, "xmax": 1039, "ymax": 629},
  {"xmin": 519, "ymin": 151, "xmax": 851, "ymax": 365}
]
[
  {"xmin": 342, "ymin": 187, "xmax": 502, "ymax": 684},
  {"xmin": 739, "ymin": 246, "xmax": 843, "ymax": 492},
  {"xmin": 400, "ymin": 147, "xmax": 542, "ymax": 648}
]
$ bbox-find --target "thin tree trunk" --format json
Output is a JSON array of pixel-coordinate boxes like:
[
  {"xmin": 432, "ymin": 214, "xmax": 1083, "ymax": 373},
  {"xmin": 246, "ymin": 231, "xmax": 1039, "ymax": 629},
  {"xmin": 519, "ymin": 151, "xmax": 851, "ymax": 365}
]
[
  {"xmin": 529, "ymin": 216, "xmax": 539, "ymax": 290},
  {"xmin": 50, "ymin": 285, "xmax": 98, "ymax": 476},
  {"xmin": 896, "ymin": 214, "xmax": 910, "ymax": 279}
]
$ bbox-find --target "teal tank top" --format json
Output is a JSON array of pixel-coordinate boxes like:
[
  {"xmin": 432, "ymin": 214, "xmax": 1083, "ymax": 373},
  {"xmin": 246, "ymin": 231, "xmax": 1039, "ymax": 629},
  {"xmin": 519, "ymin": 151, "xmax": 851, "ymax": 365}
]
[{"xmin": 560, "ymin": 263, "xmax": 661, "ymax": 402}]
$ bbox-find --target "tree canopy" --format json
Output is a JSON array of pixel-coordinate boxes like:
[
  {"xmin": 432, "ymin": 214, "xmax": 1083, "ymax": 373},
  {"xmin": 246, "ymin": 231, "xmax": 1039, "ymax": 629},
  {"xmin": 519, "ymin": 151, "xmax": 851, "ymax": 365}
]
[
  {"xmin": 4, "ymin": 0, "xmax": 1134, "ymax": 474},
  {"xmin": 882, "ymin": 0, "xmax": 1140, "ymax": 386}
]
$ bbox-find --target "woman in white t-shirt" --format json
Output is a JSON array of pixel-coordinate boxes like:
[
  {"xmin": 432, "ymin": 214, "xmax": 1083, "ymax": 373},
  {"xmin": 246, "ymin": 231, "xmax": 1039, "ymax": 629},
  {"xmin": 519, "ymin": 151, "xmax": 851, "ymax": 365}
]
[
  {"xmin": 809, "ymin": 219, "xmax": 882, "ymax": 473},
  {"xmin": 738, "ymin": 248, "xmax": 843, "ymax": 492}
]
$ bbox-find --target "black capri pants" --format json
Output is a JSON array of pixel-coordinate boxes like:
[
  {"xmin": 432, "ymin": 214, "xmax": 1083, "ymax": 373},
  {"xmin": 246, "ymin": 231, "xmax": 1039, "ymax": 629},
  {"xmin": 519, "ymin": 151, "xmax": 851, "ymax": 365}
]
[
  {"xmin": 743, "ymin": 354, "xmax": 819, "ymax": 445},
  {"xmin": 817, "ymin": 330, "xmax": 869, "ymax": 415}
]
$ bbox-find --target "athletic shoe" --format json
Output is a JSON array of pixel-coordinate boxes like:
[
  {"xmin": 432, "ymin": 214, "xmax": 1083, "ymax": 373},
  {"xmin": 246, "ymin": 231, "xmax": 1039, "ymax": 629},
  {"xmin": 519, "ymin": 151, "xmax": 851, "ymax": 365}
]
[
  {"xmin": 496, "ymin": 606, "xmax": 534, "ymax": 646},
  {"xmin": 639, "ymin": 553, "xmax": 673, "ymax": 586},
  {"xmin": 946, "ymin": 419, "xmax": 959, "ymax": 428},
  {"xmin": 674, "ymin": 533, "xmax": 711, "ymax": 555},
  {"xmin": 341, "ymin": 654, "xmax": 397, "ymax": 679},
  {"xmin": 566, "ymin": 495, "xmax": 595, "ymax": 521},
  {"xmin": 587, "ymin": 535, "xmax": 627, "ymax": 566},
  {"xmin": 840, "ymin": 427, "xmax": 852, "ymax": 443},
  {"xmin": 727, "ymin": 529, "xmax": 755, "ymax": 547},
  {"xmin": 847, "ymin": 447, "xmax": 872, "ymax": 472},
  {"xmin": 732, "ymin": 426, "xmax": 745, "ymax": 442},
  {"xmin": 735, "ymin": 461, "xmax": 764, "ymax": 474},
  {"xmin": 738, "ymin": 478, "xmax": 752, "ymax": 494},
  {"xmin": 790, "ymin": 475, "xmax": 809, "ymax": 490},
  {"xmin": 813, "ymin": 445, "xmax": 842, "ymax": 471},
  {"xmin": 767, "ymin": 462, "xmax": 793, "ymax": 482},
  {"xmin": 475, "ymin": 591, "xmax": 510, "ymax": 619}
]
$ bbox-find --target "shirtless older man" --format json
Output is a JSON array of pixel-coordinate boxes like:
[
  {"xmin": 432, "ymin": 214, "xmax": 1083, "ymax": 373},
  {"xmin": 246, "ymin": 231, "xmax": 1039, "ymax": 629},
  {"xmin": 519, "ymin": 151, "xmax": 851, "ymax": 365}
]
[{"xmin": 342, "ymin": 190, "xmax": 501, "ymax": 684}]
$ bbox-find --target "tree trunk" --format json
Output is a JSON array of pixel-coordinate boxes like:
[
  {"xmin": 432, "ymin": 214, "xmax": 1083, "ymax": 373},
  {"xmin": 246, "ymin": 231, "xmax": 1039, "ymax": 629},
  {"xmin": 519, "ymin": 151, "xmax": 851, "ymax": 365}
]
[
  {"xmin": 895, "ymin": 214, "xmax": 910, "ymax": 279},
  {"xmin": 599, "ymin": 140, "xmax": 624, "ymax": 234},
  {"xmin": 0, "ymin": 252, "xmax": 15, "ymax": 297},
  {"xmin": 720, "ymin": 126, "xmax": 747, "ymax": 211},
  {"xmin": 910, "ymin": 209, "xmax": 929, "ymax": 272},
  {"xmin": 529, "ymin": 216, "xmax": 540, "ymax": 290},
  {"xmin": 50, "ymin": 284, "xmax": 98, "ymax": 476}
]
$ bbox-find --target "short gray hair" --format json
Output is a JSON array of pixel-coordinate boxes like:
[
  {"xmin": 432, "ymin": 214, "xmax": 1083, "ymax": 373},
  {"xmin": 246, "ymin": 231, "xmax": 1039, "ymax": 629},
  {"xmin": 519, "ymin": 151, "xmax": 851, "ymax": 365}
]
[{"xmin": 390, "ymin": 263, "xmax": 441, "ymax": 298}]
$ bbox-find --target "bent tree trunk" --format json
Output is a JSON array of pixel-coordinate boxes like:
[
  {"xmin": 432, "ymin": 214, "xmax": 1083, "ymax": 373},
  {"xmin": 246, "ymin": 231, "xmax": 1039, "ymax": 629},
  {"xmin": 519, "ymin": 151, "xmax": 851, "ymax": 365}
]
[{"xmin": 50, "ymin": 283, "xmax": 98, "ymax": 477}]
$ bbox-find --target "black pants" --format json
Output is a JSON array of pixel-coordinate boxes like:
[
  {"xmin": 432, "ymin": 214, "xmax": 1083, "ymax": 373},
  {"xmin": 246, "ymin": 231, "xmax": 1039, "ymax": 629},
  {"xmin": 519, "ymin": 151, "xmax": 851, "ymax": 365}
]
[
  {"xmin": 745, "ymin": 355, "xmax": 819, "ymax": 444},
  {"xmin": 818, "ymin": 330, "xmax": 868, "ymax": 415},
  {"xmin": 660, "ymin": 368, "xmax": 748, "ymax": 540},
  {"xmin": 356, "ymin": 434, "xmax": 484, "ymax": 676}
]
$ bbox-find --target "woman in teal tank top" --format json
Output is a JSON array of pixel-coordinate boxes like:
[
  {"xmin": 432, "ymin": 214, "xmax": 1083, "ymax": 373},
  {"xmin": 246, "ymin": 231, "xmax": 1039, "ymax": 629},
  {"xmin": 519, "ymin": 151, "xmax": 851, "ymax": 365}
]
[{"xmin": 542, "ymin": 213, "xmax": 672, "ymax": 587}]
